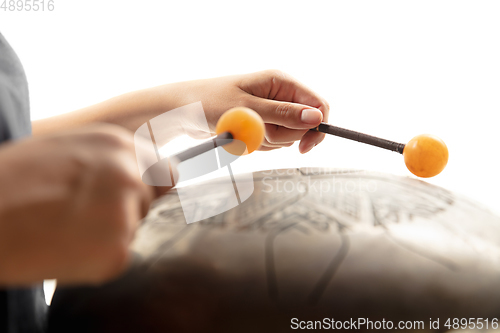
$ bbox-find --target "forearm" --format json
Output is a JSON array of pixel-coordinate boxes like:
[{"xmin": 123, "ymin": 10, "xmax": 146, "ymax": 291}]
[
  {"xmin": 31, "ymin": 70, "xmax": 330, "ymax": 154},
  {"xmin": 32, "ymin": 83, "xmax": 184, "ymax": 136}
]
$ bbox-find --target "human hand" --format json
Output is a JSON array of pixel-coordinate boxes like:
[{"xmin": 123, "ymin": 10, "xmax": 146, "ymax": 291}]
[
  {"xmin": 33, "ymin": 70, "xmax": 328, "ymax": 154},
  {"xmin": 168, "ymin": 70, "xmax": 330, "ymax": 154},
  {"xmin": 0, "ymin": 124, "xmax": 172, "ymax": 286}
]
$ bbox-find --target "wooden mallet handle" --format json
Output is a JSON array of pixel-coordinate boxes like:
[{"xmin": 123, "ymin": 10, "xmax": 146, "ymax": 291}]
[
  {"xmin": 173, "ymin": 132, "xmax": 234, "ymax": 162},
  {"xmin": 314, "ymin": 123, "xmax": 405, "ymax": 154}
]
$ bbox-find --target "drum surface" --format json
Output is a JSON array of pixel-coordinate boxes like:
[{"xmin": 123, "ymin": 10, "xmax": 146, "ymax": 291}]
[{"xmin": 48, "ymin": 168, "xmax": 500, "ymax": 332}]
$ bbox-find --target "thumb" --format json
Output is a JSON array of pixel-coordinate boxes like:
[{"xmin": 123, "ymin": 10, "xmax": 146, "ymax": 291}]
[{"xmin": 247, "ymin": 96, "xmax": 323, "ymax": 130}]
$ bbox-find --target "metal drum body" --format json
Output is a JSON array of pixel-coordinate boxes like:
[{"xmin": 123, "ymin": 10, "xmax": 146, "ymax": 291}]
[{"xmin": 48, "ymin": 168, "xmax": 500, "ymax": 333}]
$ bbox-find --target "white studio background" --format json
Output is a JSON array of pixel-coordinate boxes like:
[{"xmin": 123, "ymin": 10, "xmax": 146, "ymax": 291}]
[{"xmin": 1, "ymin": 0, "xmax": 499, "ymax": 302}]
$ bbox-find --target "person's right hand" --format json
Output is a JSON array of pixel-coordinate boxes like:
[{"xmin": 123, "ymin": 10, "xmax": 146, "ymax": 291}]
[{"xmin": 0, "ymin": 124, "xmax": 165, "ymax": 286}]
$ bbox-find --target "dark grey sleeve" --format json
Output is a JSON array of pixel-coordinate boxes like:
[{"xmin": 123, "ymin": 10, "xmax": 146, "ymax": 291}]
[{"xmin": 0, "ymin": 32, "xmax": 31, "ymax": 141}]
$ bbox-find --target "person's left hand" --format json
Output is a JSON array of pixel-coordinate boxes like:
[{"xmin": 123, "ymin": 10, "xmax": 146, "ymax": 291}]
[{"xmin": 168, "ymin": 70, "xmax": 330, "ymax": 154}]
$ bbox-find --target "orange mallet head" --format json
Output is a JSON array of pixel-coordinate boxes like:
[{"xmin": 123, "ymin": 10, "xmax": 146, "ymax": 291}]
[
  {"xmin": 403, "ymin": 134, "xmax": 448, "ymax": 178},
  {"xmin": 215, "ymin": 107, "xmax": 265, "ymax": 155},
  {"xmin": 173, "ymin": 107, "xmax": 265, "ymax": 162}
]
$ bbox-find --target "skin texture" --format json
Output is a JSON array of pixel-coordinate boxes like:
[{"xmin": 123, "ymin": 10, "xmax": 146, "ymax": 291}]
[
  {"xmin": 0, "ymin": 70, "xmax": 328, "ymax": 286},
  {"xmin": 0, "ymin": 125, "xmax": 174, "ymax": 286},
  {"xmin": 32, "ymin": 70, "xmax": 330, "ymax": 154}
]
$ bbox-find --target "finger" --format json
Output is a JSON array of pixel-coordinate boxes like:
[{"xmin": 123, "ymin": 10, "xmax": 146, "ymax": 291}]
[
  {"xmin": 248, "ymin": 95, "xmax": 323, "ymax": 130},
  {"xmin": 258, "ymin": 145, "xmax": 281, "ymax": 152},
  {"xmin": 261, "ymin": 139, "xmax": 294, "ymax": 148},
  {"xmin": 152, "ymin": 157, "xmax": 179, "ymax": 198},
  {"xmin": 269, "ymin": 71, "xmax": 330, "ymax": 122},
  {"xmin": 242, "ymin": 70, "xmax": 330, "ymax": 122},
  {"xmin": 113, "ymin": 148, "xmax": 155, "ymax": 219},
  {"xmin": 298, "ymin": 131, "xmax": 326, "ymax": 154},
  {"xmin": 265, "ymin": 124, "xmax": 308, "ymax": 144},
  {"xmin": 139, "ymin": 187, "xmax": 154, "ymax": 219},
  {"xmin": 122, "ymin": 190, "xmax": 149, "ymax": 244}
]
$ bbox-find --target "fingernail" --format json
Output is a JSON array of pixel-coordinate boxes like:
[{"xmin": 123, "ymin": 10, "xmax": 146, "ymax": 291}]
[
  {"xmin": 301, "ymin": 108, "xmax": 323, "ymax": 125},
  {"xmin": 300, "ymin": 142, "xmax": 314, "ymax": 154}
]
